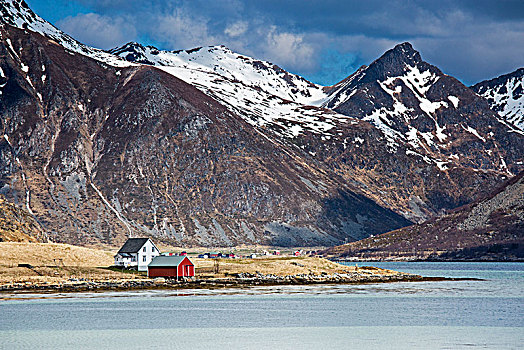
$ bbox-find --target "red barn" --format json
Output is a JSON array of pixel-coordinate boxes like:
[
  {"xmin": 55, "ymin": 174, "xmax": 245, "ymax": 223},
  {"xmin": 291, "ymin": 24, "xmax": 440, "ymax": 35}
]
[{"xmin": 147, "ymin": 256, "xmax": 195, "ymax": 278}]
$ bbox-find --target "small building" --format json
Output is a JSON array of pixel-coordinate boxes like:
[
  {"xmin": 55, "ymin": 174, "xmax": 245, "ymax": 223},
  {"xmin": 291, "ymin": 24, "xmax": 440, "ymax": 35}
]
[
  {"xmin": 114, "ymin": 238, "xmax": 160, "ymax": 271},
  {"xmin": 147, "ymin": 256, "xmax": 195, "ymax": 278}
]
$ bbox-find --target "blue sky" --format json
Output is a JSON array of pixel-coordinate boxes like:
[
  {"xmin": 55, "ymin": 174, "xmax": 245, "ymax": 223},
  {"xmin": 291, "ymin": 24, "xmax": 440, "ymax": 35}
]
[{"xmin": 26, "ymin": 0, "xmax": 524, "ymax": 86}]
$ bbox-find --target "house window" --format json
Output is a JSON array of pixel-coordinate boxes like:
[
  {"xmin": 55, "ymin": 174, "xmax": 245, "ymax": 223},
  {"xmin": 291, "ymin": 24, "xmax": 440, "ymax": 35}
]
[
  {"xmin": 143, "ymin": 247, "xmax": 146, "ymax": 252},
  {"xmin": 152, "ymin": 247, "xmax": 155, "ymax": 252},
  {"xmin": 143, "ymin": 256, "xmax": 147, "ymax": 262}
]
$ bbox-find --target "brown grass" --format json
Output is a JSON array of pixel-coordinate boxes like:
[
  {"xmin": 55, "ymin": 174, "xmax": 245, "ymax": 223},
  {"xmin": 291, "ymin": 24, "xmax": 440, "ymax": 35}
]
[
  {"xmin": 192, "ymin": 256, "xmax": 393, "ymax": 277},
  {"xmin": 0, "ymin": 242, "xmax": 138, "ymax": 284},
  {"xmin": 0, "ymin": 242, "xmax": 115, "ymax": 267}
]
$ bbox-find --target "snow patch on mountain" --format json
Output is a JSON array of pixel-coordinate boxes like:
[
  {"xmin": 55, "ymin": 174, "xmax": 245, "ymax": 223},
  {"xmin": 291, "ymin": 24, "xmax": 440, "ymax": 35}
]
[
  {"xmin": 448, "ymin": 95, "xmax": 459, "ymax": 108},
  {"xmin": 462, "ymin": 125, "xmax": 486, "ymax": 142},
  {"xmin": 472, "ymin": 68, "xmax": 524, "ymax": 131}
]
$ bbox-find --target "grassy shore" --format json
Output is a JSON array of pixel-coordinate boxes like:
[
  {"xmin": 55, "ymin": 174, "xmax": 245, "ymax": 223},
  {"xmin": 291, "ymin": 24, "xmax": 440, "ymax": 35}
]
[{"xmin": 0, "ymin": 242, "xmax": 420, "ymax": 293}]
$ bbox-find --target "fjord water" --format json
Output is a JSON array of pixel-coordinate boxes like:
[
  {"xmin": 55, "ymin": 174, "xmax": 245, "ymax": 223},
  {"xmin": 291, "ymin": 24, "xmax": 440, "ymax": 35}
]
[{"xmin": 0, "ymin": 262, "xmax": 522, "ymax": 349}]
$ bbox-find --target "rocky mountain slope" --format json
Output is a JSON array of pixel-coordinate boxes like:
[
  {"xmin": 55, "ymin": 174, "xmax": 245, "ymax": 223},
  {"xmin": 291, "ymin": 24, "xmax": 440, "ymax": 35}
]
[
  {"xmin": 110, "ymin": 42, "xmax": 519, "ymax": 223},
  {"xmin": 0, "ymin": 197, "xmax": 45, "ymax": 242},
  {"xmin": 0, "ymin": 2, "xmax": 411, "ymax": 247},
  {"xmin": 324, "ymin": 171, "xmax": 524, "ymax": 261},
  {"xmin": 471, "ymin": 68, "xmax": 524, "ymax": 131}
]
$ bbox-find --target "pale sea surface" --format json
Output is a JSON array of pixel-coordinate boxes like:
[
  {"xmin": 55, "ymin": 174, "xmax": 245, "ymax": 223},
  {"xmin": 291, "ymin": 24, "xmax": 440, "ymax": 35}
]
[{"xmin": 0, "ymin": 262, "xmax": 522, "ymax": 349}]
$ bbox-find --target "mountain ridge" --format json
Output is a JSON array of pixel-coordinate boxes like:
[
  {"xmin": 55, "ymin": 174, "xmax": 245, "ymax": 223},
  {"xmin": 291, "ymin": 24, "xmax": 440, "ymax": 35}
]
[{"xmin": 110, "ymin": 40, "xmax": 520, "ymax": 223}]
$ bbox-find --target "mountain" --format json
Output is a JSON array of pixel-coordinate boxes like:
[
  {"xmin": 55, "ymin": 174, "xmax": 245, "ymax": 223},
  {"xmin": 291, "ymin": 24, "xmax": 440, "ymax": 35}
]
[
  {"xmin": 0, "ymin": 1, "xmax": 411, "ymax": 247},
  {"xmin": 110, "ymin": 42, "xmax": 518, "ymax": 223},
  {"xmin": 324, "ymin": 171, "xmax": 524, "ymax": 261},
  {"xmin": 317, "ymin": 43, "xmax": 523, "ymax": 219},
  {"xmin": 1, "ymin": 0, "xmax": 522, "ymax": 248},
  {"xmin": 471, "ymin": 68, "xmax": 524, "ymax": 131},
  {"xmin": 323, "ymin": 42, "xmax": 523, "ymax": 173}
]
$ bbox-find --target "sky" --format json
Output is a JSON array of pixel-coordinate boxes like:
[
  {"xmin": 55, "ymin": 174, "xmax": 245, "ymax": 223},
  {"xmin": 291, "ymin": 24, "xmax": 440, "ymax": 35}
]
[{"xmin": 26, "ymin": 0, "xmax": 524, "ymax": 86}]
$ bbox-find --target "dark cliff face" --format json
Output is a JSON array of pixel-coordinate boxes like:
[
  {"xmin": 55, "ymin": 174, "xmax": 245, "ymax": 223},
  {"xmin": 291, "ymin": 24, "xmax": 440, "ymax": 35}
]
[
  {"xmin": 0, "ymin": 26, "xmax": 411, "ymax": 247},
  {"xmin": 325, "ymin": 171, "xmax": 524, "ymax": 260}
]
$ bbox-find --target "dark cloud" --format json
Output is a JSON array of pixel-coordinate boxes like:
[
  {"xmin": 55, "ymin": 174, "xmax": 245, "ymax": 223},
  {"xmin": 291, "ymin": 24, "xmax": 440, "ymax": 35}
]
[{"xmin": 26, "ymin": 0, "xmax": 524, "ymax": 85}]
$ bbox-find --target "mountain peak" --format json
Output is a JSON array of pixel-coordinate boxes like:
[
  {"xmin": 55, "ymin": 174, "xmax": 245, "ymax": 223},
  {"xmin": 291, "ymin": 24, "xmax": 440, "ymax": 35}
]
[
  {"xmin": 370, "ymin": 42, "xmax": 422, "ymax": 75},
  {"xmin": 388, "ymin": 42, "xmax": 422, "ymax": 63},
  {"xmin": 392, "ymin": 42, "xmax": 417, "ymax": 55}
]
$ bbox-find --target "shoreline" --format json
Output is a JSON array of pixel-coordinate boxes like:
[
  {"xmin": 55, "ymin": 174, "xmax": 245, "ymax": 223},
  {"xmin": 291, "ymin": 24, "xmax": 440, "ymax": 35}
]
[
  {"xmin": 0, "ymin": 273, "xmax": 483, "ymax": 295},
  {"xmin": 330, "ymin": 258, "xmax": 524, "ymax": 263}
]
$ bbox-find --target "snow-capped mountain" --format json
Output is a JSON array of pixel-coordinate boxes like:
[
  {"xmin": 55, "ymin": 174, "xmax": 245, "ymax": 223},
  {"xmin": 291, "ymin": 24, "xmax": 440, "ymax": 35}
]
[
  {"xmin": 109, "ymin": 43, "xmax": 351, "ymax": 139},
  {"xmin": 322, "ymin": 42, "xmax": 524, "ymax": 174},
  {"xmin": 471, "ymin": 68, "xmax": 524, "ymax": 131},
  {"xmin": 112, "ymin": 41, "xmax": 523, "ymax": 175},
  {"xmin": 110, "ymin": 41, "xmax": 523, "ymax": 223}
]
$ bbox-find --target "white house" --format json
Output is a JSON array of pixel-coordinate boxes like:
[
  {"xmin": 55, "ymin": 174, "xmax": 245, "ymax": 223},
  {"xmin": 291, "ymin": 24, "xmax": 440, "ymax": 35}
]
[{"xmin": 114, "ymin": 238, "xmax": 160, "ymax": 271}]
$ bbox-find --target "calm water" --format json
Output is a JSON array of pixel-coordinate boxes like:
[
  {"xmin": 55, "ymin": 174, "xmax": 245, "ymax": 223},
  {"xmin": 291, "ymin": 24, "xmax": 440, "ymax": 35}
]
[{"xmin": 0, "ymin": 262, "xmax": 522, "ymax": 349}]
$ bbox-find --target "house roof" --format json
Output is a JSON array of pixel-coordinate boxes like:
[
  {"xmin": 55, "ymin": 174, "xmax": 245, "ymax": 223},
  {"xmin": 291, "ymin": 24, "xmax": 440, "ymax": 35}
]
[
  {"xmin": 148, "ymin": 256, "xmax": 193, "ymax": 267},
  {"xmin": 117, "ymin": 238, "xmax": 150, "ymax": 253}
]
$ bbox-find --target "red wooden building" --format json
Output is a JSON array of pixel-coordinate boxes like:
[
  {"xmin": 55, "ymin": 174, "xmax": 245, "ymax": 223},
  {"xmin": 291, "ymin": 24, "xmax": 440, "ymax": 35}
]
[{"xmin": 147, "ymin": 256, "xmax": 195, "ymax": 278}]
